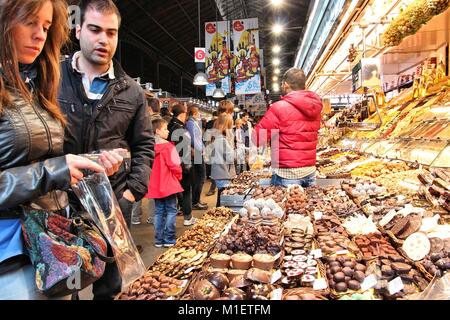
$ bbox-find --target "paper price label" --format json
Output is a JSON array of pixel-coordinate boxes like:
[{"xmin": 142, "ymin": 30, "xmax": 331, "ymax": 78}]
[
  {"xmin": 310, "ymin": 249, "xmax": 323, "ymax": 259},
  {"xmin": 360, "ymin": 274, "xmax": 377, "ymax": 291},
  {"xmin": 270, "ymin": 288, "xmax": 283, "ymax": 300},
  {"xmin": 388, "ymin": 277, "xmax": 404, "ymax": 295},
  {"xmin": 314, "ymin": 211, "xmax": 323, "ymax": 221},
  {"xmin": 271, "ymin": 270, "xmax": 282, "ymax": 284},
  {"xmin": 313, "ymin": 278, "xmax": 328, "ymax": 290},
  {"xmin": 335, "ymin": 250, "xmax": 350, "ymax": 255}
]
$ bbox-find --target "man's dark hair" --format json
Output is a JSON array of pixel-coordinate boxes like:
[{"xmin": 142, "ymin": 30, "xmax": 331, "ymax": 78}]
[
  {"xmin": 79, "ymin": 0, "xmax": 122, "ymax": 27},
  {"xmin": 282, "ymin": 67, "xmax": 306, "ymax": 91},
  {"xmin": 152, "ymin": 118, "xmax": 167, "ymax": 131},
  {"xmin": 160, "ymin": 107, "xmax": 171, "ymax": 117},
  {"xmin": 212, "ymin": 111, "xmax": 218, "ymax": 117},
  {"xmin": 242, "ymin": 111, "xmax": 249, "ymax": 117},
  {"xmin": 147, "ymin": 97, "xmax": 160, "ymax": 114},
  {"xmin": 172, "ymin": 104, "xmax": 187, "ymax": 117}
]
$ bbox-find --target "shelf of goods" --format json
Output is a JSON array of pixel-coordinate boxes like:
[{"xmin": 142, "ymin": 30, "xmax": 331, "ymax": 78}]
[
  {"xmin": 117, "ymin": 165, "xmax": 449, "ymax": 300},
  {"xmin": 330, "ymin": 85, "xmax": 450, "ymax": 168}
]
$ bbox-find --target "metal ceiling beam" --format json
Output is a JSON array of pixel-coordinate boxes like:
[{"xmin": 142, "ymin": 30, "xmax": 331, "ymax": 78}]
[
  {"xmin": 129, "ymin": 0, "xmax": 193, "ymax": 59},
  {"xmin": 175, "ymin": 0, "xmax": 196, "ymax": 29},
  {"xmin": 121, "ymin": 26, "xmax": 194, "ymax": 80}
]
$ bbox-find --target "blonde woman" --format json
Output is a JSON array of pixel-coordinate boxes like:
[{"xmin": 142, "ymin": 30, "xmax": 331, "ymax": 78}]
[{"xmin": 211, "ymin": 114, "xmax": 236, "ymax": 207}]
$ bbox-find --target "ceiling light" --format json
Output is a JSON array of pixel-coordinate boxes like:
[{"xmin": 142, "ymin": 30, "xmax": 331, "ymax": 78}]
[
  {"xmin": 272, "ymin": 84, "xmax": 280, "ymax": 93},
  {"xmin": 272, "ymin": 58, "xmax": 280, "ymax": 66},
  {"xmin": 274, "ymin": 68, "xmax": 280, "ymax": 75},
  {"xmin": 272, "ymin": 24, "xmax": 283, "ymax": 35},
  {"xmin": 272, "ymin": 45, "xmax": 281, "ymax": 54},
  {"xmin": 212, "ymin": 82, "xmax": 226, "ymax": 99},
  {"xmin": 193, "ymin": 72, "xmax": 208, "ymax": 86},
  {"xmin": 271, "ymin": 0, "xmax": 284, "ymax": 7},
  {"xmin": 272, "ymin": 76, "xmax": 278, "ymax": 81}
]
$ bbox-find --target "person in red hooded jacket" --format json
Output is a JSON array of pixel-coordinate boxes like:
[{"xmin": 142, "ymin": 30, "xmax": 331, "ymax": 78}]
[
  {"xmin": 145, "ymin": 118, "xmax": 183, "ymax": 247},
  {"xmin": 253, "ymin": 68, "xmax": 323, "ymax": 188}
]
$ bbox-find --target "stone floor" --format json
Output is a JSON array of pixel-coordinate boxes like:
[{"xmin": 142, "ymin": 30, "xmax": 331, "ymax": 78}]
[{"xmin": 79, "ymin": 180, "xmax": 217, "ymax": 300}]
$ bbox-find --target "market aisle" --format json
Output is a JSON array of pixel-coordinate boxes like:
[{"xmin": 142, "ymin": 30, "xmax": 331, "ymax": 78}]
[{"xmin": 79, "ymin": 180, "xmax": 217, "ymax": 300}]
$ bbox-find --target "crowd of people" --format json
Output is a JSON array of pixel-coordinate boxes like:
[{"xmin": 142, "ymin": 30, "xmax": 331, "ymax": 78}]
[{"xmin": 0, "ymin": 0, "xmax": 322, "ymax": 301}]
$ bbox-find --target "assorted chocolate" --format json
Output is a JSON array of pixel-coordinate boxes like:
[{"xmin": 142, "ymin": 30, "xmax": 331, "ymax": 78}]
[
  {"xmin": 117, "ymin": 271, "xmax": 186, "ymax": 300},
  {"xmin": 355, "ymin": 233, "xmax": 399, "ymax": 259},
  {"xmin": 325, "ymin": 256, "xmax": 367, "ymax": 293}
]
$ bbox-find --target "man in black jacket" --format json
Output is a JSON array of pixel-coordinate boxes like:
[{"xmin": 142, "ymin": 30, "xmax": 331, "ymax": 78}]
[
  {"xmin": 58, "ymin": 0, "xmax": 154, "ymax": 300},
  {"xmin": 168, "ymin": 104, "xmax": 197, "ymax": 227}
]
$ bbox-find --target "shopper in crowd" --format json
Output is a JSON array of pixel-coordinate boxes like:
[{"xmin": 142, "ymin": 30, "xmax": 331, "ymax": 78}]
[
  {"xmin": 186, "ymin": 105, "xmax": 208, "ymax": 210},
  {"xmin": 168, "ymin": 104, "xmax": 197, "ymax": 226},
  {"xmin": 160, "ymin": 107, "xmax": 172, "ymax": 122},
  {"xmin": 0, "ymin": 0, "xmax": 120, "ymax": 300},
  {"xmin": 218, "ymin": 100, "xmax": 234, "ymax": 115},
  {"xmin": 148, "ymin": 96, "xmax": 162, "ymax": 121},
  {"xmin": 253, "ymin": 67, "xmax": 322, "ymax": 188},
  {"xmin": 241, "ymin": 111, "xmax": 253, "ymax": 171},
  {"xmin": 204, "ymin": 111, "xmax": 218, "ymax": 196},
  {"xmin": 234, "ymin": 119, "xmax": 247, "ymax": 175},
  {"xmin": 211, "ymin": 114, "xmax": 236, "ymax": 207},
  {"xmin": 145, "ymin": 119, "xmax": 183, "ymax": 248},
  {"xmin": 58, "ymin": 0, "xmax": 154, "ymax": 300}
]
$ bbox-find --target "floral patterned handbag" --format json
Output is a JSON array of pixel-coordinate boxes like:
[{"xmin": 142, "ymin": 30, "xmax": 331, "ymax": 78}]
[{"xmin": 21, "ymin": 209, "xmax": 114, "ymax": 297}]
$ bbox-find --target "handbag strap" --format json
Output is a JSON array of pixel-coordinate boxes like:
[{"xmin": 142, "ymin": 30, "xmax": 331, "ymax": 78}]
[{"xmin": 72, "ymin": 217, "xmax": 116, "ymax": 264}]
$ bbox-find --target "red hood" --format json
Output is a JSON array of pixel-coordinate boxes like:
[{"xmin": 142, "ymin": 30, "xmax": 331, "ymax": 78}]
[
  {"xmin": 281, "ymin": 90, "xmax": 323, "ymax": 119},
  {"xmin": 154, "ymin": 141, "xmax": 174, "ymax": 155}
]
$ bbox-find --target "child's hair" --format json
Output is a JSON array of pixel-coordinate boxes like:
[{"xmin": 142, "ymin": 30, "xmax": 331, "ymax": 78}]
[{"xmin": 152, "ymin": 118, "xmax": 167, "ymax": 131}]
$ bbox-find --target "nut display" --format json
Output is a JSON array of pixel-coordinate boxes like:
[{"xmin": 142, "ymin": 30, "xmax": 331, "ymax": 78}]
[
  {"xmin": 117, "ymin": 271, "xmax": 185, "ymax": 300},
  {"xmin": 351, "ymin": 161, "xmax": 412, "ymax": 179},
  {"xmin": 222, "ymin": 185, "xmax": 249, "ymax": 196},
  {"xmin": 354, "ymin": 233, "xmax": 399, "ymax": 259},
  {"xmin": 325, "ymin": 256, "xmax": 367, "ymax": 293},
  {"xmin": 285, "ymin": 186, "xmax": 308, "ymax": 214},
  {"xmin": 217, "ymin": 223, "xmax": 282, "ymax": 255}
]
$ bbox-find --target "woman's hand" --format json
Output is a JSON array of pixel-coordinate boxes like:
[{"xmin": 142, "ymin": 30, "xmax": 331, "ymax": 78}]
[
  {"xmin": 65, "ymin": 154, "xmax": 105, "ymax": 185},
  {"xmin": 98, "ymin": 149, "xmax": 126, "ymax": 177}
]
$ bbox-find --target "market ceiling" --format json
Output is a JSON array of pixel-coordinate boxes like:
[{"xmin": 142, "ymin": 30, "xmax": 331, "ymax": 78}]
[{"xmin": 67, "ymin": 0, "xmax": 312, "ymax": 98}]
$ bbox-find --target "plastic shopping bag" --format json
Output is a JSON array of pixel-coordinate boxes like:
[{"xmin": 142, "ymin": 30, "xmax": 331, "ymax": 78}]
[{"xmin": 72, "ymin": 172, "xmax": 146, "ymax": 291}]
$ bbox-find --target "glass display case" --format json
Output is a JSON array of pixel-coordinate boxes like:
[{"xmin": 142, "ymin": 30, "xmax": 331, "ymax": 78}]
[
  {"xmin": 384, "ymin": 140, "xmax": 448, "ymax": 165},
  {"xmin": 364, "ymin": 140, "xmax": 398, "ymax": 157},
  {"xmin": 430, "ymin": 144, "xmax": 450, "ymax": 168}
]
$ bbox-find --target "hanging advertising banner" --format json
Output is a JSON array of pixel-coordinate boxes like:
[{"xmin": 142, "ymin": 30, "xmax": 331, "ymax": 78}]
[
  {"xmin": 205, "ymin": 21, "xmax": 231, "ymax": 96},
  {"xmin": 232, "ymin": 18, "xmax": 261, "ymax": 95}
]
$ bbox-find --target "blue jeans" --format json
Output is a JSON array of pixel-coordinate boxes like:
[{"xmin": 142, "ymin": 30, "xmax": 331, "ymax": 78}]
[
  {"xmin": 154, "ymin": 195, "xmax": 177, "ymax": 245},
  {"xmin": 271, "ymin": 172, "xmax": 316, "ymax": 188},
  {"xmin": 0, "ymin": 264, "xmax": 70, "ymax": 300}
]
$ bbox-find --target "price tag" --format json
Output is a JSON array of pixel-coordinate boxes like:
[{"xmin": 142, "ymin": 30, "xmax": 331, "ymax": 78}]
[
  {"xmin": 335, "ymin": 250, "xmax": 350, "ymax": 255},
  {"xmin": 388, "ymin": 277, "xmax": 404, "ymax": 295},
  {"xmin": 313, "ymin": 278, "xmax": 328, "ymax": 290},
  {"xmin": 310, "ymin": 249, "xmax": 323, "ymax": 259},
  {"xmin": 270, "ymin": 288, "xmax": 283, "ymax": 300},
  {"xmin": 314, "ymin": 211, "xmax": 323, "ymax": 221},
  {"xmin": 360, "ymin": 274, "xmax": 377, "ymax": 291},
  {"xmin": 271, "ymin": 270, "xmax": 282, "ymax": 284},
  {"xmin": 274, "ymin": 251, "xmax": 282, "ymax": 261},
  {"xmin": 184, "ymin": 266, "xmax": 196, "ymax": 274}
]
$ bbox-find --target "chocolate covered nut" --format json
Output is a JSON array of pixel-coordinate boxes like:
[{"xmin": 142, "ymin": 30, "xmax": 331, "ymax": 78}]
[
  {"xmin": 391, "ymin": 262, "xmax": 412, "ymax": 274},
  {"xmin": 348, "ymin": 280, "xmax": 361, "ymax": 291}
]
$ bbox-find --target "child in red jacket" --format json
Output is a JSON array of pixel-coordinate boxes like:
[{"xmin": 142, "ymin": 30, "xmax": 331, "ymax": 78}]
[{"xmin": 145, "ymin": 119, "xmax": 183, "ymax": 247}]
